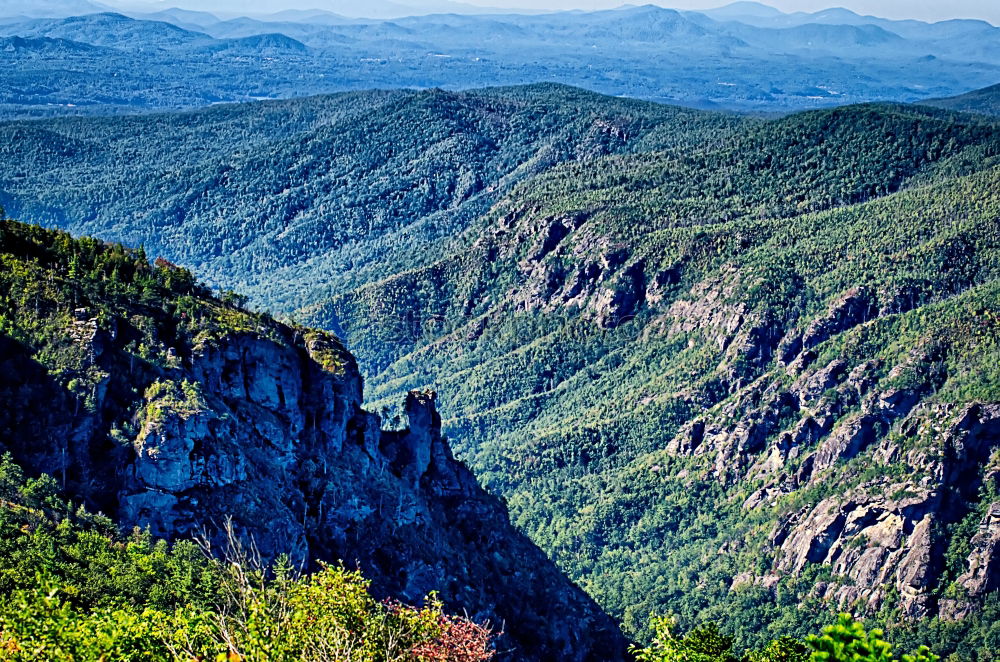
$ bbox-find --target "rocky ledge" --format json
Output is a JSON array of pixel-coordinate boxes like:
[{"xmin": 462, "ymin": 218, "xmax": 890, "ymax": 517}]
[{"xmin": 0, "ymin": 315, "xmax": 624, "ymax": 662}]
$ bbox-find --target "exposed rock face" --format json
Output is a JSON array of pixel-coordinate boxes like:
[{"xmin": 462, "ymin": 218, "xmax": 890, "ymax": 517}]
[
  {"xmin": 380, "ymin": 390, "xmax": 453, "ymax": 490},
  {"xmin": 659, "ymin": 274, "xmax": 1000, "ymax": 622},
  {"xmin": 0, "ymin": 325, "xmax": 626, "ymax": 662},
  {"xmin": 802, "ymin": 287, "xmax": 876, "ymax": 350},
  {"xmin": 509, "ymin": 211, "xmax": 663, "ymax": 332},
  {"xmin": 594, "ymin": 260, "xmax": 646, "ymax": 328},
  {"xmin": 810, "ymin": 414, "xmax": 879, "ymax": 476},
  {"xmin": 699, "ymin": 378, "xmax": 1000, "ymax": 621},
  {"xmin": 120, "ymin": 333, "xmax": 361, "ymax": 561},
  {"xmin": 773, "ymin": 487, "xmax": 943, "ymax": 618},
  {"xmin": 944, "ymin": 502, "xmax": 1000, "ymax": 618}
]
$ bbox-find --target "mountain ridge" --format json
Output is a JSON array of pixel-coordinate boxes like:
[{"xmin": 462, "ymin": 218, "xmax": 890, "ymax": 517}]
[
  {"xmin": 0, "ymin": 84, "xmax": 743, "ymax": 310},
  {"xmin": 923, "ymin": 84, "xmax": 1000, "ymax": 117},
  {"xmin": 1, "ymin": 6, "xmax": 998, "ymax": 117}
]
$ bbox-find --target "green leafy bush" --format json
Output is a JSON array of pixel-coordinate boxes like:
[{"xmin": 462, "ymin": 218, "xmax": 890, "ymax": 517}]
[
  {"xmin": 632, "ymin": 614, "xmax": 939, "ymax": 662},
  {"xmin": 0, "ymin": 455, "xmax": 495, "ymax": 662},
  {"xmin": 807, "ymin": 615, "xmax": 938, "ymax": 662}
]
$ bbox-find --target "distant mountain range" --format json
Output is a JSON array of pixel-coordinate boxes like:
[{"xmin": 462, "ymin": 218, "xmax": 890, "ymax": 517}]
[
  {"xmin": 0, "ymin": 0, "xmax": 108, "ymax": 18},
  {"xmin": 0, "ymin": 3, "xmax": 997, "ymax": 117},
  {"xmin": 102, "ymin": 0, "xmax": 538, "ymax": 20},
  {"xmin": 3, "ymin": 0, "xmax": 998, "ymax": 24},
  {"xmin": 701, "ymin": 1, "xmax": 997, "ymax": 32}
]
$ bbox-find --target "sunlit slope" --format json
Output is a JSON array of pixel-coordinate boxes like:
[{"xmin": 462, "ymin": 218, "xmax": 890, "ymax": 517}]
[{"xmin": 301, "ymin": 103, "xmax": 1000, "ymax": 655}]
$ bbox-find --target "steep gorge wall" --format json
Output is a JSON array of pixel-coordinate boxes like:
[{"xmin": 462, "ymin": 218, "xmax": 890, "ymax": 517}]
[
  {"xmin": 301, "ymin": 133, "xmax": 1000, "ymax": 638},
  {"xmin": 0, "ymin": 220, "xmax": 625, "ymax": 662},
  {"xmin": 0, "ymin": 318, "xmax": 625, "ymax": 662}
]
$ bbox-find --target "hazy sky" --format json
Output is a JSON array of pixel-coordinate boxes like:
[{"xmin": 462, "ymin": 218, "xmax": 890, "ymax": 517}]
[{"xmin": 462, "ymin": 0, "xmax": 1000, "ymax": 23}]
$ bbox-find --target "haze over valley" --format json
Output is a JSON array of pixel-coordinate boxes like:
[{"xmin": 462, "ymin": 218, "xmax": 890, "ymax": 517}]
[{"xmin": 0, "ymin": 0, "xmax": 998, "ymax": 116}]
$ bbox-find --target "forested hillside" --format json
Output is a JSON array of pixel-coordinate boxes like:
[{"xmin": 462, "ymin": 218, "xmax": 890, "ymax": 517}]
[
  {"xmin": 924, "ymin": 84, "xmax": 1000, "ymax": 117},
  {"xmin": 298, "ymin": 102, "xmax": 1000, "ymax": 657},
  {"xmin": 0, "ymin": 84, "xmax": 742, "ymax": 310},
  {"xmin": 3, "ymin": 85, "xmax": 1000, "ymax": 658}
]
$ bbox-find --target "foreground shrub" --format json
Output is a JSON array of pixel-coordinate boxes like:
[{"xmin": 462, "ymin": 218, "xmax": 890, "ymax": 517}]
[
  {"xmin": 0, "ymin": 565, "xmax": 495, "ymax": 662},
  {"xmin": 633, "ymin": 614, "xmax": 938, "ymax": 662},
  {"xmin": 807, "ymin": 614, "xmax": 938, "ymax": 662}
]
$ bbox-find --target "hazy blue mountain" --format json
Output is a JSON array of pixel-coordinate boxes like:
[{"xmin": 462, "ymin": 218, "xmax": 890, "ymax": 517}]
[
  {"xmin": 189, "ymin": 31, "xmax": 308, "ymax": 55},
  {"xmin": 0, "ymin": 34, "xmax": 107, "ymax": 53},
  {"xmin": 526, "ymin": 6, "xmax": 745, "ymax": 46},
  {"xmin": 922, "ymin": 83, "xmax": 1000, "ymax": 117},
  {"xmin": 692, "ymin": 18, "xmax": 906, "ymax": 53},
  {"xmin": 697, "ymin": 4, "xmax": 998, "ymax": 39},
  {"xmin": 889, "ymin": 18, "xmax": 998, "ymax": 40},
  {"xmin": 255, "ymin": 9, "xmax": 355, "ymax": 25},
  {"xmin": 118, "ymin": 0, "xmax": 400, "ymax": 17},
  {"xmin": 166, "ymin": 15, "xmax": 361, "ymax": 45},
  {"xmin": 753, "ymin": 9, "xmax": 1000, "ymax": 60},
  {"xmin": 119, "ymin": 0, "xmax": 513, "ymax": 20},
  {"xmin": 0, "ymin": 5, "xmax": 998, "ymax": 117},
  {"xmin": 381, "ymin": 0, "xmax": 539, "ymax": 17},
  {"xmin": 128, "ymin": 7, "xmax": 222, "ymax": 28},
  {"xmin": 1, "ymin": 12, "xmax": 211, "ymax": 49},
  {"xmin": 0, "ymin": 0, "xmax": 107, "ymax": 18},
  {"xmin": 699, "ymin": 1, "xmax": 784, "ymax": 20}
]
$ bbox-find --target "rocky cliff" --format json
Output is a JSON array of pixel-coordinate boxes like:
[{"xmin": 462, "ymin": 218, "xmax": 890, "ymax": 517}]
[
  {"xmin": 0, "ymin": 219, "xmax": 625, "ymax": 662},
  {"xmin": 675, "ymin": 359, "xmax": 1000, "ymax": 621}
]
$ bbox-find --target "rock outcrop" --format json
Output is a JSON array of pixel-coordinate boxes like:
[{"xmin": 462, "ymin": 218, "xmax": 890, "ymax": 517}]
[
  {"xmin": 2, "ymin": 319, "xmax": 626, "ymax": 661},
  {"xmin": 801, "ymin": 287, "xmax": 876, "ymax": 350},
  {"xmin": 0, "ymin": 222, "xmax": 626, "ymax": 662},
  {"xmin": 652, "ymin": 271, "xmax": 1000, "ymax": 623},
  {"xmin": 943, "ymin": 502, "xmax": 1000, "ymax": 619},
  {"xmin": 677, "ymin": 346, "xmax": 1000, "ymax": 622}
]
